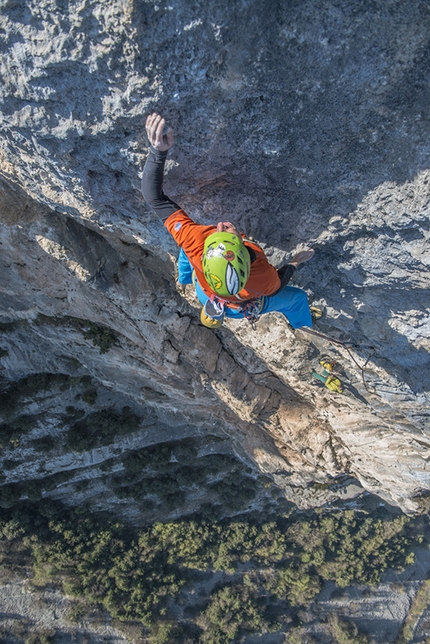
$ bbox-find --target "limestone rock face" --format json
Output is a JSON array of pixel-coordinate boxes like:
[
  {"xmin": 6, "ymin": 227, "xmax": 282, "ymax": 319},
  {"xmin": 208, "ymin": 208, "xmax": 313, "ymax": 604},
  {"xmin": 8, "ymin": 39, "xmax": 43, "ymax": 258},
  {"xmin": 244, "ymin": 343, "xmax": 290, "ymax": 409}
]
[{"xmin": 0, "ymin": 0, "xmax": 429, "ymax": 514}]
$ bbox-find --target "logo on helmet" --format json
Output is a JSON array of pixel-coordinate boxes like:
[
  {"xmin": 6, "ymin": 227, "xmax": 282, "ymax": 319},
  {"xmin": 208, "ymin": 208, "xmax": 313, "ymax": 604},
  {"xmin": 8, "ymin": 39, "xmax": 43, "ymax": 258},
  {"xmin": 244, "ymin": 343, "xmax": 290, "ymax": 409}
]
[
  {"xmin": 225, "ymin": 264, "xmax": 240, "ymax": 295},
  {"xmin": 206, "ymin": 243, "xmax": 226, "ymax": 259},
  {"xmin": 223, "ymin": 251, "xmax": 235, "ymax": 262},
  {"xmin": 209, "ymin": 274, "xmax": 223, "ymax": 291}
]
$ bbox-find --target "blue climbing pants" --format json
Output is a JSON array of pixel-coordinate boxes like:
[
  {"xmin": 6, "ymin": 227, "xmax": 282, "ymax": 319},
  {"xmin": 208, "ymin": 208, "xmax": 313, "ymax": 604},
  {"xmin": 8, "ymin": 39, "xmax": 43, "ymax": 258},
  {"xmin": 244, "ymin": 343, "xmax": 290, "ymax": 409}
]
[
  {"xmin": 177, "ymin": 248, "xmax": 312, "ymax": 329},
  {"xmin": 177, "ymin": 247, "xmax": 194, "ymax": 285}
]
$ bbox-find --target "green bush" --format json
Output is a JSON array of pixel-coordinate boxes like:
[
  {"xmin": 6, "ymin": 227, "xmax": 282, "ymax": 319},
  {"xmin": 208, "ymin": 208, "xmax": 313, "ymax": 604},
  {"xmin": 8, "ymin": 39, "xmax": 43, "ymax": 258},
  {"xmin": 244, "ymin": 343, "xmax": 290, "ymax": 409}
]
[
  {"xmin": 24, "ymin": 630, "xmax": 56, "ymax": 644},
  {"xmin": 0, "ymin": 483, "xmax": 24, "ymax": 508},
  {"xmin": 200, "ymin": 453, "xmax": 239, "ymax": 474},
  {"xmin": 264, "ymin": 565, "xmax": 321, "ymax": 604},
  {"xmin": 200, "ymin": 583, "xmax": 267, "ymax": 644},
  {"xmin": 99, "ymin": 458, "xmax": 116, "ymax": 472},
  {"xmin": 64, "ymin": 406, "xmax": 86, "ymax": 419},
  {"xmin": 0, "ymin": 518, "xmax": 26, "ymax": 540},
  {"xmin": 31, "ymin": 436, "xmax": 56, "ymax": 452},
  {"xmin": 112, "ymin": 478, "xmax": 151, "ymax": 501},
  {"xmin": 198, "ymin": 503, "xmax": 223, "ymax": 522},
  {"xmin": 0, "ymin": 322, "xmax": 17, "ymax": 332},
  {"xmin": 175, "ymin": 466, "xmax": 207, "ymax": 487},
  {"xmin": 0, "ymin": 414, "xmax": 39, "ymax": 448},
  {"xmin": 146, "ymin": 476, "xmax": 186, "ymax": 509},
  {"xmin": 22, "ymin": 480, "xmax": 44, "ymax": 501},
  {"xmin": 81, "ymin": 386, "xmax": 98, "ymax": 405},
  {"xmin": 122, "ymin": 444, "xmax": 172, "ymax": 473},
  {"xmin": 171, "ymin": 439, "xmax": 199, "ymax": 463},
  {"xmin": 327, "ymin": 613, "xmax": 370, "ymax": 644},
  {"xmin": 66, "ymin": 602, "xmax": 90, "ymax": 623},
  {"xmin": 65, "ymin": 407, "xmax": 140, "ymax": 452},
  {"xmin": 83, "ymin": 323, "xmax": 117, "ymax": 354},
  {"xmin": 0, "ymin": 373, "xmax": 74, "ymax": 448},
  {"xmin": 3, "ymin": 459, "xmax": 22, "ymax": 470},
  {"xmin": 38, "ymin": 470, "xmax": 75, "ymax": 492},
  {"xmin": 209, "ymin": 473, "xmax": 257, "ymax": 510},
  {"xmin": 4, "ymin": 374, "xmax": 70, "ymax": 406}
]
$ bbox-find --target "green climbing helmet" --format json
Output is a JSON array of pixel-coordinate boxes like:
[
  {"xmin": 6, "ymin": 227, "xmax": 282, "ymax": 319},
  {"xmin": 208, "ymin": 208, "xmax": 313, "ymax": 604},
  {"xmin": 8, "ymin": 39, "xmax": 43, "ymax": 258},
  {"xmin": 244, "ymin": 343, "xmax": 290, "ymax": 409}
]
[{"xmin": 202, "ymin": 231, "xmax": 251, "ymax": 297}]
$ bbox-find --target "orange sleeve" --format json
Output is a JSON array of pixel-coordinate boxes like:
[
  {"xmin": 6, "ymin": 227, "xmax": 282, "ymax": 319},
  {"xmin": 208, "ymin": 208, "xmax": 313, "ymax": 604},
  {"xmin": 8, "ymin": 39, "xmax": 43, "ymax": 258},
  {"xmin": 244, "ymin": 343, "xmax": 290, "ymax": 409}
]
[{"xmin": 164, "ymin": 210, "xmax": 215, "ymax": 263}]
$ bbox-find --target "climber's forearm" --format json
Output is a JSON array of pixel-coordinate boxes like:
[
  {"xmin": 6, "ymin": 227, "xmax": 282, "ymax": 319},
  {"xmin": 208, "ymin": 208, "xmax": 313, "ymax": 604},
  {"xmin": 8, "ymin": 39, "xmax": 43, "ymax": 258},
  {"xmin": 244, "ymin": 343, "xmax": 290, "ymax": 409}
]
[
  {"xmin": 141, "ymin": 147, "xmax": 181, "ymax": 221},
  {"xmin": 277, "ymin": 263, "xmax": 296, "ymax": 289}
]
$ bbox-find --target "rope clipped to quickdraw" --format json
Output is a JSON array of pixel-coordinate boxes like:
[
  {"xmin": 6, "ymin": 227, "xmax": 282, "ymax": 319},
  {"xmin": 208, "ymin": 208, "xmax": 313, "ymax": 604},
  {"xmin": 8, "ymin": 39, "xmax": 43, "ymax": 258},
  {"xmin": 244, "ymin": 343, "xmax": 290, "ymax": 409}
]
[
  {"xmin": 243, "ymin": 300, "xmax": 261, "ymax": 330},
  {"xmin": 301, "ymin": 327, "xmax": 376, "ymax": 393}
]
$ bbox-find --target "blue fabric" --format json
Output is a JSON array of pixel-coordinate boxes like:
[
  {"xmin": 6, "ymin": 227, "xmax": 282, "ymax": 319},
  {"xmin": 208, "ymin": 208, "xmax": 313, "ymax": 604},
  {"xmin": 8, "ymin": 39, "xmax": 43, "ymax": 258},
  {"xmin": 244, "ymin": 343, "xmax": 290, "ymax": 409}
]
[
  {"xmin": 178, "ymin": 249, "xmax": 312, "ymax": 329},
  {"xmin": 177, "ymin": 247, "xmax": 194, "ymax": 284},
  {"xmin": 259, "ymin": 284, "xmax": 313, "ymax": 328}
]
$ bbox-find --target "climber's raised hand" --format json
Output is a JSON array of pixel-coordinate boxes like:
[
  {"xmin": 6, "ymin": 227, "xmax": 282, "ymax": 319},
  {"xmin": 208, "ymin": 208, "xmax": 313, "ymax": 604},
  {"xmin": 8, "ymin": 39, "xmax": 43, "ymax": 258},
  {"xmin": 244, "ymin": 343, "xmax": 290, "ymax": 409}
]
[
  {"xmin": 289, "ymin": 249, "xmax": 315, "ymax": 267},
  {"xmin": 145, "ymin": 113, "xmax": 174, "ymax": 152}
]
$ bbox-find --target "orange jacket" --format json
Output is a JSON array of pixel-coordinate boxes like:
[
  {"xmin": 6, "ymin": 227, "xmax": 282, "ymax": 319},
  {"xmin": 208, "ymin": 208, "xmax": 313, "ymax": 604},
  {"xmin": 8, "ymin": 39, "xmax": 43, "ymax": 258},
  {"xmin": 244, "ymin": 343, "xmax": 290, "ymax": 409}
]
[{"xmin": 165, "ymin": 209, "xmax": 281, "ymax": 303}]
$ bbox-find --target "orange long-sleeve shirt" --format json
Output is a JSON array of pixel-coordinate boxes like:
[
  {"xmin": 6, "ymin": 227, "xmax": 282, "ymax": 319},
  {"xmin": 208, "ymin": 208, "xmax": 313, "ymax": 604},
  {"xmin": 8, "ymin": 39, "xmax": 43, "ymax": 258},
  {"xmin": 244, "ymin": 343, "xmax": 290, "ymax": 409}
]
[{"xmin": 164, "ymin": 209, "xmax": 281, "ymax": 303}]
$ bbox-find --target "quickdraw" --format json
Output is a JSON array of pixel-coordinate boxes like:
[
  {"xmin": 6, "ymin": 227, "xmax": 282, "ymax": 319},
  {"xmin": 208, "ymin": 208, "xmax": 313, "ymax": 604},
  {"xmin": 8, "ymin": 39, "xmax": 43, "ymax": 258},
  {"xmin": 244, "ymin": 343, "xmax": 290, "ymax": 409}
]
[
  {"xmin": 242, "ymin": 297, "xmax": 264, "ymax": 330},
  {"xmin": 243, "ymin": 301, "xmax": 260, "ymax": 329}
]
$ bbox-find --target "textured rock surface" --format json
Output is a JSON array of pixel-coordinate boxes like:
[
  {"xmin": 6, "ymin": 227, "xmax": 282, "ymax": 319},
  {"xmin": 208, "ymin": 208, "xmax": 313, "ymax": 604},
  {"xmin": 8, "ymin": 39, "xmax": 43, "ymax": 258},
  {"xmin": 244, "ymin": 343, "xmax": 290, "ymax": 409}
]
[{"xmin": 0, "ymin": 0, "xmax": 429, "ymax": 517}]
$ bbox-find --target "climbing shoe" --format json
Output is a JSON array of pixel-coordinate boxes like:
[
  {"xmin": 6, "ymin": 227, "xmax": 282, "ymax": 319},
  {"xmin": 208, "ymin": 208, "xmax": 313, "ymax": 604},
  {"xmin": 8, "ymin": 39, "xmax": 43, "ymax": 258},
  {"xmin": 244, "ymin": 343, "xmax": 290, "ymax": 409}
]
[{"xmin": 310, "ymin": 306, "xmax": 323, "ymax": 321}]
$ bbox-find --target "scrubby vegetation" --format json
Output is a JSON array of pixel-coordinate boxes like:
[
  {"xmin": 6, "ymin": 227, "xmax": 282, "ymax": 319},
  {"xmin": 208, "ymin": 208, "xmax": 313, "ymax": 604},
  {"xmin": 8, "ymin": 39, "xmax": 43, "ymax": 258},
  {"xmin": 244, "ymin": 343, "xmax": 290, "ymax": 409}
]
[
  {"xmin": 0, "ymin": 414, "xmax": 39, "ymax": 449},
  {"xmin": 65, "ymin": 406, "xmax": 141, "ymax": 452},
  {"xmin": 324, "ymin": 614, "xmax": 371, "ymax": 644},
  {"xmin": 30, "ymin": 435, "xmax": 56, "ymax": 452},
  {"xmin": 109, "ymin": 443, "xmax": 258, "ymax": 515},
  {"xmin": 0, "ymin": 372, "xmax": 103, "ymax": 453},
  {"xmin": 83, "ymin": 322, "xmax": 117, "ymax": 354},
  {"xmin": 0, "ymin": 373, "xmax": 72, "ymax": 448},
  {"xmin": 0, "ymin": 373, "xmax": 71, "ymax": 414},
  {"xmin": 35, "ymin": 314, "xmax": 117, "ymax": 354},
  {"xmin": 0, "ymin": 471, "xmax": 76, "ymax": 508},
  {"xmin": 0, "ymin": 499, "xmax": 425, "ymax": 643},
  {"xmin": 395, "ymin": 579, "xmax": 430, "ymax": 644}
]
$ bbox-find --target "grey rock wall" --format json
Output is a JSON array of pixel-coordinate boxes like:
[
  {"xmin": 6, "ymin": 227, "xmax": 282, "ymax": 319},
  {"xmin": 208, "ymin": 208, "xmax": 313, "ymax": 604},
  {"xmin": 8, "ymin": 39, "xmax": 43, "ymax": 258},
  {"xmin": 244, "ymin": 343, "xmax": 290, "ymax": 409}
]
[{"xmin": 0, "ymin": 0, "xmax": 429, "ymax": 513}]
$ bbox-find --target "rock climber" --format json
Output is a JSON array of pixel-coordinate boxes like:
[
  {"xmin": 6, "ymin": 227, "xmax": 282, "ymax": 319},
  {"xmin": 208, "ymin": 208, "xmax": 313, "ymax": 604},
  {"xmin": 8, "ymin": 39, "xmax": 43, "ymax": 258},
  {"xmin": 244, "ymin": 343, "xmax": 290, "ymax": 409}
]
[{"xmin": 142, "ymin": 112, "xmax": 315, "ymax": 329}]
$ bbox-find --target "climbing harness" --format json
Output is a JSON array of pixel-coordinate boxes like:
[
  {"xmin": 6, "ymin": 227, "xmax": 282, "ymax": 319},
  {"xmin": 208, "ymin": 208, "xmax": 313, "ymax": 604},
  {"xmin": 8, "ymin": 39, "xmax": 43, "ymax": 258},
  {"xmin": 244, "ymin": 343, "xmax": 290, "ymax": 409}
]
[{"xmin": 242, "ymin": 299, "xmax": 263, "ymax": 330}]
